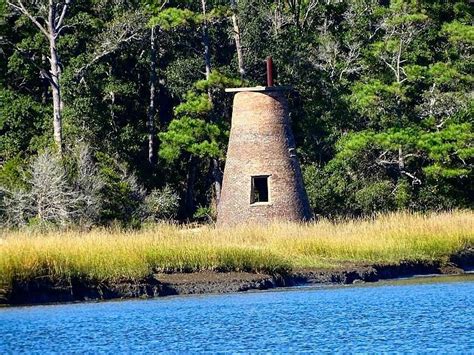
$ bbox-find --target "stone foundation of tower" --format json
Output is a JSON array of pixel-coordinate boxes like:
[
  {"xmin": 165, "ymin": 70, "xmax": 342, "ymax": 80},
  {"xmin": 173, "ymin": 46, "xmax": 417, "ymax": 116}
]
[{"xmin": 217, "ymin": 89, "xmax": 312, "ymax": 226}]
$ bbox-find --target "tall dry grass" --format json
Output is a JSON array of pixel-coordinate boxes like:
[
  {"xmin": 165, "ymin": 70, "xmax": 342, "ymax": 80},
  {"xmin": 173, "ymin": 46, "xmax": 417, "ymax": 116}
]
[{"xmin": 0, "ymin": 211, "xmax": 472, "ymax": 288}]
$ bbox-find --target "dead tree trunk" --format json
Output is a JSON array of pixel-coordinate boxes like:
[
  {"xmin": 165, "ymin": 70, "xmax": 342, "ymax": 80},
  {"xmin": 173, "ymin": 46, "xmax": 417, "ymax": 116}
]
[
  {"xmin": 201, "ymin": 0, "xmax": 212, "ymax": 82},
  {"xmin": 47, "ymin": 3, "xmax": 63, "ymax": 152},
  {"xmin": 147, "ymin": 27, "xmax": 158, "ymax": 165},
  {"xmin": 8, "ymin": 0, "xmax": 71, "ymax": 154},
  {"xmin": 230, "ymin": 0, "xmax": 245, "ymax": 79}
]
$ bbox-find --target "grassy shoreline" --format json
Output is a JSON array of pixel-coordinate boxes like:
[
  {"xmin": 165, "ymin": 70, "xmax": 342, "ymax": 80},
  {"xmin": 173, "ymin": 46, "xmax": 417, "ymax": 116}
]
[{"xmin": 1, "ymin": 211, "xmax": 473, "ymax": 292}]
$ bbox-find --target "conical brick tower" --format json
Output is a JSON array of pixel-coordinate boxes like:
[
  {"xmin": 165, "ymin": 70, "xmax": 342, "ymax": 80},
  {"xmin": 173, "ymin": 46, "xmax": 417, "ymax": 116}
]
[{"xmin": 217, "ymin": 58, "xmax": 312, "ymax": 226}]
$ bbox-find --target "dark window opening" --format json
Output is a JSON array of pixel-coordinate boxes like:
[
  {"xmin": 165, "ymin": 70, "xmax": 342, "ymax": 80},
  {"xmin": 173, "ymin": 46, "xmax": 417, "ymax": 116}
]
[{"xmin": 251, "ymin": 176, "xmax": 269, "ymax": 203}]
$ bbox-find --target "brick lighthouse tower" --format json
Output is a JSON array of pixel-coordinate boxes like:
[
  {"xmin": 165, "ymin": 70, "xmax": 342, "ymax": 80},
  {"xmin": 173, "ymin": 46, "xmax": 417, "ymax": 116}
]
[{"xmin": 217, "ymin": 57, "xmax": 312, "ymax": 226}]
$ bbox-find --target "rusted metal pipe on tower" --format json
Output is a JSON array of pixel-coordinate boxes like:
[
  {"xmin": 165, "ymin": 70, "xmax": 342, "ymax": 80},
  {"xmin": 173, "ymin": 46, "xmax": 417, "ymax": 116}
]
[{"xmin": 266, "ymin": 56, "xmax": 274, "ymax": 87}]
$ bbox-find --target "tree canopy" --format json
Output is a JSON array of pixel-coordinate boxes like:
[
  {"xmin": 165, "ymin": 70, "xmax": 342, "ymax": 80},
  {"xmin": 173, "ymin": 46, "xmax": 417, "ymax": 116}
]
[{"xmin": 1, "ymin": 0, "xmax": 472, "ymax": 226}]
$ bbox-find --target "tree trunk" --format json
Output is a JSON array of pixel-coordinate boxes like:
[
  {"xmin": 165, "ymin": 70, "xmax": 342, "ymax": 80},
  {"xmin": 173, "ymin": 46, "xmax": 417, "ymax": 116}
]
[
  {"xmin": 201, "ymin": 0, "xmax": 223, "ymax": 208},
  {"xmin": 41, "ymin": 54, "xmax": 49, "ymax": 104},
  {"xmin": 398, "ymin": 145, "xmax": 405, "ymax": 172},
  {"xmin": 49, "ymin": 34, "xmax": 63, "ymax": 152},
  {"xmin": 185, "ymin": 155, "xmax": 197, "ymax": 216},
  {"xmin": 7, "ymin": 1, "xmax": 71, "ymax": 152},
  {"xmin": 211, "ymin": 158, "xmax": 222, "ymax": 204},
  {"xmin": 47, "ymin": 3, "xmax": 63, "ymax": 153},
  {"xmin": 147, "ymin": 27, "xmax": 158, "ymax": 165},
  {"xmin": 230, "ymin": 0, "xmax": 245, "ymax": 79},
  {"xmin": 201, "ymin": 0, "xmax": 211, "ymax": 81}
]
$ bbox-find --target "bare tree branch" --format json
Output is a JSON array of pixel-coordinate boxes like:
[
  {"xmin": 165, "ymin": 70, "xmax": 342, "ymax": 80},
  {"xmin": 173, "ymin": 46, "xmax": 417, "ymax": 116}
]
[
  {"xmin": 7, "ymin": 0, "xmax": 49, "ymax": 38},
  {"xmin": 55, "ymin": 0, "xmax": 71, "ymax": 31},
  {"xmin": 74, "ymin": 10, "xmax": 145, "ymax": 80}
]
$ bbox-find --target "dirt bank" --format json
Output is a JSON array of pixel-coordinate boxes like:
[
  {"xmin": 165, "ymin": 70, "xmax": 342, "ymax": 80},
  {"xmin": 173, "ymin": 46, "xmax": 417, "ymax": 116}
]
[{"xmin": 2, "ymin": 248, "xmax": 472, "ymax": 306}]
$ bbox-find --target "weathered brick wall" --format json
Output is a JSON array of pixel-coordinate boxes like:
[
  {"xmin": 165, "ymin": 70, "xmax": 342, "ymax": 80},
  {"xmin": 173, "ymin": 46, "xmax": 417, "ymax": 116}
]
[{"xmin": 217, "ymin": 90, "xmax": 312, "ymax": 226}]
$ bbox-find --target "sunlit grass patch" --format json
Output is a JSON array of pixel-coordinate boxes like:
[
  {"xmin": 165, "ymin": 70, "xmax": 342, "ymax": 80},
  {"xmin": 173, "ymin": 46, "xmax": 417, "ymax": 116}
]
[{"xmin": 0, "ymin": 211, "xmax": 472, "ymax": 289}]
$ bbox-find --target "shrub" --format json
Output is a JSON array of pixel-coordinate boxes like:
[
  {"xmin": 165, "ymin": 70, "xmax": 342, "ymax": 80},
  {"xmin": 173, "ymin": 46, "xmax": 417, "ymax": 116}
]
[
  {"xmin": 1, "ymin": 146, "xmax": 105, "ymax": 229},
  {"xmin": 143, "ymin": 186, "xmax": 180, "ymax": 221},
  {"xmin": 96, "ymin": 152, "xmax": 146, "ymax": 225},
  {"xmin": 1, "ymin": 187, "xmax": 34, "ymax": 227},
  {"xmin": 355, "ymin": 181, "xmax": 395, "ymax": 214},
  {"xmin": 0, "ymin": 155, "xmax": 28, "ymax": 191},
  {"xmin": 72, "ymin": 144, "xmax": 104, "ymax": 226},
  {"xmin": 193, "ymin": 205, "xmax": 215, "ymax": 223},
  {"xmin": 28, "ymin": 150, "xmax": 78, "ymax": 226}
]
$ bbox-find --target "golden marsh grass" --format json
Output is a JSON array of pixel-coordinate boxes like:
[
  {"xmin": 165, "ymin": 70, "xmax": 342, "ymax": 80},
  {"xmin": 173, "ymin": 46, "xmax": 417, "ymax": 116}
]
[{"xmin": 0, "ymin": 211, "xmax": 473, "ymax": 288}]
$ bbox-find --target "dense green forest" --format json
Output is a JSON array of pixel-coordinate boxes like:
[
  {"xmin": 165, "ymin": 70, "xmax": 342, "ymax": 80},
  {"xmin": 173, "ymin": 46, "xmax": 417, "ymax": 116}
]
[{"xmin": 0, "ymin": 0, "xmax": 472, "ymax": 228}]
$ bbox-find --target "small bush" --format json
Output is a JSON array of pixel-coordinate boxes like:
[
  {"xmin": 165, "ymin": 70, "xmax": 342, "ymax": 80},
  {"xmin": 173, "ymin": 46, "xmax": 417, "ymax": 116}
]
[
  {"xmin": 26, "ymin": 150, "xmax": 77, "ymax": 226},
  {"xmin": 355, "ymin": 181, "xmax": 394, "ymax": 214},
  {"xmin": 143, "ymin": 186, "xmax": 180, "ymax": 221},
  {"xmin": 1, "ymin": 146, "xmax": 106, "ymax": 229},
  {"xmin": 72, "ymin": 144, "xmax": 104, "ymax": 226},
  {"xmin": 95, "ymin": 152, "xmax": 146, "ymax": 225},
  {"xmin": 0, "ymin": 156, "xmax": 28, "ymax": 191},
  {"xmin": 1, "ymin": 188, "xmax": 34, "ymax": 227},
  {"xmin": 193, "ymin": 205, "xmax": 215, "ymax": 223}
]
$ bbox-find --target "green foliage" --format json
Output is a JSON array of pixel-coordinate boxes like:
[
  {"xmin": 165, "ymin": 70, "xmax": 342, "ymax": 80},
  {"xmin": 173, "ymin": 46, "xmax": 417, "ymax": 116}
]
[
  {"xmin": 428, "ymin": 63, "xmax": 464, "ymax": 86},
  {"xmin": 159, "ymin": 117, "xmax": 221, "ymax": 161},
  {"xmin": 423, "ymin": 164, "xmax": 469, "ymax": 179},
  {"xmin": 95, "ymin": 152, "xmax": 145, "ymax": 226},
  {"xmin": 442, "ymin": 21, "xmax": 474, "ymax": 45},
  {"xmin": 174, "ymin": 92, "xmax": 212, "ymax": 117},
  {"xmin": 348, "ymin": 81, "xmax": 405, "ymax": 126},
  {"xmin": 355, "ymin": 181, "xmax": 394, "ymax": 214},
  {"xmin": 303, "ymin": 165, "xmax": 340, "ymax": 217},
  {"xmin": 0, "ymin": 89, "xmax": 50, "ymax": 159},
  {"xmin": 394, "ymin": 178, "xmax": 411, "ymax": 209},
  {"xmin": 0, "ymin": 156, "xmax": 27, "ymax": 191},
  {"xmin": 384, "ymin": 0, "xmax": 429, "ymax": 25},
  {"xmin": 164, "ymin": 57, "xmax": 204, "ymax": 98},
  {"xmin": 159, "ymin": 70, "xmax": 239, "ymax": 163},
  {"xmin": 1, "ymin": 0, "xmax": 472, "ymax": 224},
  {"xmin": 419, "ymin": 123, "xmax": 471, "ymax": 159},
  {"xmin": 148, "ymin": 8, "xmax": 197, "ymax": 30},
  {"xmin": 194, "ymin": 71, "xmax": 242, "ymax": 92},
  {"xmin": 193, "ymin": 205, "xmax": 215, "ymax": 223},
  {"xmin": 404, "ymin": 65, "xmax": 425, "ymax": 82}
]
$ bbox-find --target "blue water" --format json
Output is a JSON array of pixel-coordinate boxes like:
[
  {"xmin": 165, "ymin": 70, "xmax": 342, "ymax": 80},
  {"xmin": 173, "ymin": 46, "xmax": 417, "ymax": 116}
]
[{"xmin": 1, "ymin": 279, "xmax": 473, "ymax": 353}]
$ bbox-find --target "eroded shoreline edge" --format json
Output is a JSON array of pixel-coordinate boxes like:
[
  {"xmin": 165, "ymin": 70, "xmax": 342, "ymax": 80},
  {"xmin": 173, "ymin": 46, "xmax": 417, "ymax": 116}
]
[{"xmin": 2, "ymin": 248, "xmax": 472, "ymax": 306}]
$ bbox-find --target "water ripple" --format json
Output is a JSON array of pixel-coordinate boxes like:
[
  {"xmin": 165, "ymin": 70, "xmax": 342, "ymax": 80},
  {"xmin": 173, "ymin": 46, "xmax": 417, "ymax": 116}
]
[{"xmin": 1, "ymin": 279, "xmax": 473, "ymax": 353}]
